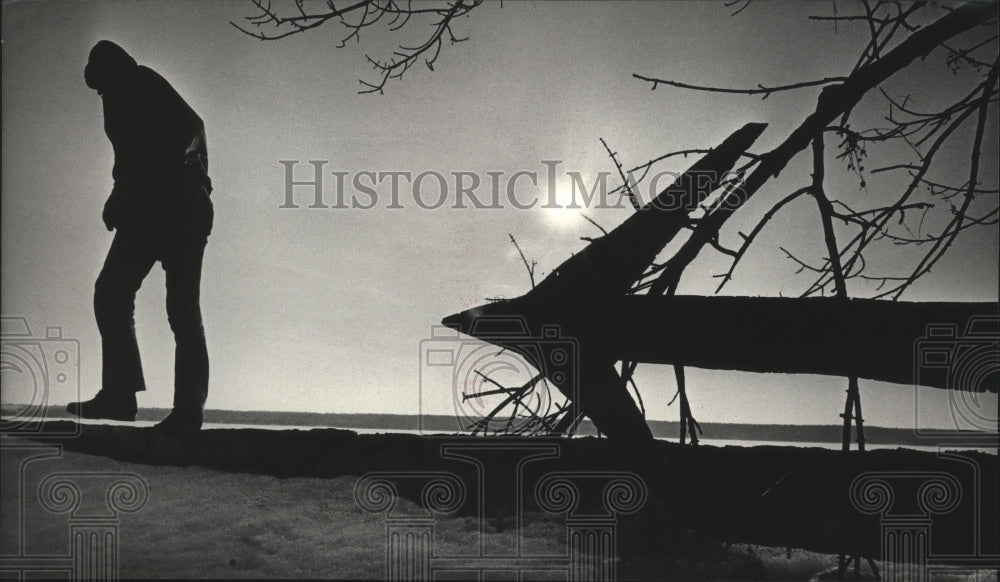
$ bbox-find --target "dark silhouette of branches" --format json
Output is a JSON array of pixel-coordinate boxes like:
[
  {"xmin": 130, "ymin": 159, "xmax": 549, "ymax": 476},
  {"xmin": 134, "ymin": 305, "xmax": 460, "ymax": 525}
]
[
  {"xmin": 231, "ymin": 0, "xmax": 484, "ymax": 93},
  {"xmin": 623, "ymin": 0, "xmax": 997, "ymax": 303},
  {"xmin": 711, "ymin": 187, "xmax": 812, "ymax": 292},
  {"xmin": 463, "ymin": 371, "xmax": 557, "ymax": 436},
  {"xmin": 805, "ymin": 63, "xmax": 998, "ymax": 299},
  {"xmin": 877, "ymin": 58, "xmax": 999, "ymax": 299},
  {"xmin": 589, "ymin": 2, "xmax": 998, "ymax": 455},
  {"xmin": 468, "ymin": 2, "xmax": 996, "ymax": 446}
]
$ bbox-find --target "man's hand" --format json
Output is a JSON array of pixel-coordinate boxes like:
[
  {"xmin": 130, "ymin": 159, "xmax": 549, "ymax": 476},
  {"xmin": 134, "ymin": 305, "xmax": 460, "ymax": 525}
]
[
  {"xmin": 102, "ymin": 187, "xmax": 124, "ymax": 231},
  {"xmin": 102, "ymin": 197, "xmax": 115, "ymax": 231}
]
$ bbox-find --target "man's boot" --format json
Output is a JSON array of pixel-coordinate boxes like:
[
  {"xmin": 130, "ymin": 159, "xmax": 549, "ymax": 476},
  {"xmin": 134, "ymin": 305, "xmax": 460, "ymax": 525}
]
[
  {"xmin": 153, "ymin": 382, "xmax": 205, "ymax": 435},
  {"xmin": 67, "ymin": 390, "xmax": 137, "ymax": 421},
  {"xmin": 153, "ymin": 407, "xmax": 203, "ymax": 435}
]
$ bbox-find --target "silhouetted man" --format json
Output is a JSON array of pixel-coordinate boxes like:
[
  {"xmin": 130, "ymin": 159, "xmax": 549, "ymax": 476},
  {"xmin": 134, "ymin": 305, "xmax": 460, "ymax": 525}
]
[{"xmin": 68, "ymin": 40, "xmax": 214, "ymax": 433}]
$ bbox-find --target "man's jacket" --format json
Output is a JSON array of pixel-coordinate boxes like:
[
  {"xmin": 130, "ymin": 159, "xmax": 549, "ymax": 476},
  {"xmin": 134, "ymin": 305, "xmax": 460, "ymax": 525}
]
[{"xmin": 86, "ymin": 41, "xmax": 212, "ymax": 234}]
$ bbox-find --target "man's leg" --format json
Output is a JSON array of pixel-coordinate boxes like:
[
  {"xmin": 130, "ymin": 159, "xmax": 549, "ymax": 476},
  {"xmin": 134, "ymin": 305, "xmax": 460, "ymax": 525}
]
[
  {"xmin": 68, "ymin": 230, "xmax": 156, "ymax": 420},
  {"xmin": 157, "ymin": 235, "xmax": 208, "ymax": 431}
]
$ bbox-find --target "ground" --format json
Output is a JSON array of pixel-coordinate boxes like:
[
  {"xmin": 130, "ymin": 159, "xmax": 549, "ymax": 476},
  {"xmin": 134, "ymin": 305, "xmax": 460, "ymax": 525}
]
[{"xmin": 3, "ymin": 434, "xmax": 995, "ymax": 581}]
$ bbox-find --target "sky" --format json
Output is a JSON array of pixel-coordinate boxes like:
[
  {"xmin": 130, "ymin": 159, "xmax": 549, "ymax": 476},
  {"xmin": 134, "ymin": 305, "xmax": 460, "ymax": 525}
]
[{"xmin": 2, "ymin": 0, "xmax": 997, "ymax": 430}]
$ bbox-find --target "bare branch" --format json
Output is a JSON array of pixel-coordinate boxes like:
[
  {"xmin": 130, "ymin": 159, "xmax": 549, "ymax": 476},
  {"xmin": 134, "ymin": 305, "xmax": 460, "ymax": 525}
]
[
  {"xmin": 881, "ymin": 58, "xmax": 998, "ymax": 299},
  {"xmin": 643, "ymin": 1, "xmax": 997, "ymax": 295},
  {"xmin": 599, "ymin": 137, "xmax": 641, "ymax": 210},
  {"xmin": 713, "ymin": 187, "xmax": 812, "ymax": 292},
  {"xmin": 810, "ymin": 135, "xmax": 849, "ymax": 297},
  {"xmin": 631, "ymin": 73, "xmax": 849, "ymax": 100},
  {"xmin": 509, "ymin": 234, "xmax": 536, "ymax": 289},
  {"xmin": 232, "ymin": 0, "xmax": 485, "ymax": 94},
  {"xmin": 580, "ymin": 213, "xmax": 608, "ymax": 236}
]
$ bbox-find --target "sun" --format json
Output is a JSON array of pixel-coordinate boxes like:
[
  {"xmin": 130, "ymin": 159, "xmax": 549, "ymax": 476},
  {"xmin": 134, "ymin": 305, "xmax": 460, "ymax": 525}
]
[{"xmin": 539, "ymin": 176, "xmax": 588, "ymax": 229}]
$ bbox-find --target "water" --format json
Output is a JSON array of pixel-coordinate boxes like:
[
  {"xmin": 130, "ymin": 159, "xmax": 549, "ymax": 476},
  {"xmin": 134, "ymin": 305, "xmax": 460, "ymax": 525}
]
[{"xmin": 44, "ymin": 416, "xmax": 1000, "ymax": 455}]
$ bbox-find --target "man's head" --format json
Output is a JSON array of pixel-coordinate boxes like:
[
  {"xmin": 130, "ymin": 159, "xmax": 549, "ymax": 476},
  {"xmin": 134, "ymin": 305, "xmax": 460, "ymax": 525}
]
[{"xmin": 84, "ymin": 40, "xmax": 137, "ymax": 95}]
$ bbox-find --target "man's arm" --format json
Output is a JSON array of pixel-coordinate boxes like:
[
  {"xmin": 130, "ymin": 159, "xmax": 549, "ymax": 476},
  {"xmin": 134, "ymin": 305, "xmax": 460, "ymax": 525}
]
[{"xmin": 132, "ymin": 67, "xmax": 212, "ymax": 191}]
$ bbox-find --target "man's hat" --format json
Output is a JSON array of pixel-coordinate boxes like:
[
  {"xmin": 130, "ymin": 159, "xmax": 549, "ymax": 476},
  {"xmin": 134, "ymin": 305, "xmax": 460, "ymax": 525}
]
[{"xmin": 84, "ymin": 40, "xmax": 137, "ymax": 93}]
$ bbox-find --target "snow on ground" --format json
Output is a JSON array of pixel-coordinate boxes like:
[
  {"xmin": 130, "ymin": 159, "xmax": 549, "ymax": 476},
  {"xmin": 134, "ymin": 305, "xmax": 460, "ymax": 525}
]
[{"xmin": 2, "ymin": 441, "xmax": 994, "ymax": 580}]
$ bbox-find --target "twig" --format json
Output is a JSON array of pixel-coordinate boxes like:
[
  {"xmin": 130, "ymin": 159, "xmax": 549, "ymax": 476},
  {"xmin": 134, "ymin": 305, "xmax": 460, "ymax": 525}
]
[
  {"xmin": 600, "ymin": 137, "xmax": 641, "ymax": 210},
  {"xmin": 231, "ymin": 0, "xmax": 485, "ymax": 94},
  {"xmin": 509, "ymin": 234, "xmax": 536, "ymax": 289},
  {"xmin": 580, "ymin": 213, "xmax": 608, "ymax": 236},
  {"xmin": 632, "ymin": 73, "xmax": 848, "ymax": 99}
]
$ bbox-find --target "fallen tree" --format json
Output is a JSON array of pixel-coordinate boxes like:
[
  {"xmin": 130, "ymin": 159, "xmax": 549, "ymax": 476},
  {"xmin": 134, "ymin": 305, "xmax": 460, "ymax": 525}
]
[
  {"xmin": 442, "ymin": 1, "xmax": 999, "ymax": 450},
  {"xmin": 443, "ymin": 123, "xmax": 769, "ymax": 449}
]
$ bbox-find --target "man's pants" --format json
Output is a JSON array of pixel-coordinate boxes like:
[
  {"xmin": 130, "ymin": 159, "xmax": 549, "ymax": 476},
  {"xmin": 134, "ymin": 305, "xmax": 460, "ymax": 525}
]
[{"xmin": 94, "ymin": 228, "xmax": 209, "ymax": 412}]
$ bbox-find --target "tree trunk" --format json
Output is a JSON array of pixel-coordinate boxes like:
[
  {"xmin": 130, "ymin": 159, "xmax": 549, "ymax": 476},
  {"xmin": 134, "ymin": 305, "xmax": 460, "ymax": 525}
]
[{"xmin": 596, "ymin": 295, "xmax": 997, "ymax": 391}]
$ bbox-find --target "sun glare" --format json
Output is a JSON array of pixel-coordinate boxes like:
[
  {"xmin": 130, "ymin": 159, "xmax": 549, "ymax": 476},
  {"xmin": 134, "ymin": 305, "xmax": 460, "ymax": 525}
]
[{"xmin": 540, "ymin": 176, "xmax": 589, "ymax": 229}]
